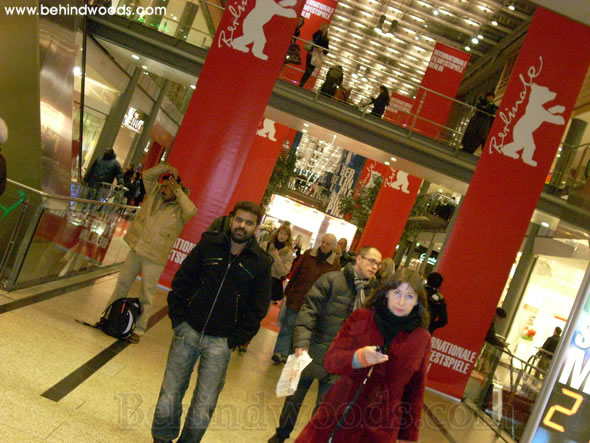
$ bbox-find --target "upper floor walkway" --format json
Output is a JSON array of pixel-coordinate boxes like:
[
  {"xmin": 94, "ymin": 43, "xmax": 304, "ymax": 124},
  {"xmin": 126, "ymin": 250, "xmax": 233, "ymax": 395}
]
[{"xmin": 86, "ymin": 13, "xmax": 590, "ymax": 232}]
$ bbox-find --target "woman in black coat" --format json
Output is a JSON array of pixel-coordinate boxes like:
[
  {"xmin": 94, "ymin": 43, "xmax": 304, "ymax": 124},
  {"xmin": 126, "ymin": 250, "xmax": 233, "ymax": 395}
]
[
  {"xmin": 368, "ymin": 85, "xmax": 390, "ymax": 118},
  {"xmin": 299, "ymin": 23, "xmax": 329, "ymax": 88},
  {"xmin": 461, "ymin": 91, "xmax": 498, "ymax": 154}
]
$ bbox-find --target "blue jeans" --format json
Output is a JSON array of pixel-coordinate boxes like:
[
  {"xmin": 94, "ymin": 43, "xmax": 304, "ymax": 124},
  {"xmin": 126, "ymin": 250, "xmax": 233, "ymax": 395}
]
[
  {"xmin": 152, "ymin": 322, "xmax": 232, "ymax": 443},
  {"xmin": 273, "ymin": 307, "xmax": 298, "ymax": 357}
]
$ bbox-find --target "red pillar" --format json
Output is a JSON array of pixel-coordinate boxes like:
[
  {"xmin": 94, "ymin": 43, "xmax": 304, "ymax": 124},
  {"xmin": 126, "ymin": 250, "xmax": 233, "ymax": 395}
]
[
  {"xmin": 159, "ymin": 0, "xmax": 305, "ymax": 288},
  {"xmin": 427, "ymin": 8, "xmax": 590, "ymax": 399},
  {"xmin": 225, "ymin": 119, "xmax": 297, "ymax": 212},
  {"xmin": 357, "ymin": 161, "xmax": 421, "ymax": 258}
]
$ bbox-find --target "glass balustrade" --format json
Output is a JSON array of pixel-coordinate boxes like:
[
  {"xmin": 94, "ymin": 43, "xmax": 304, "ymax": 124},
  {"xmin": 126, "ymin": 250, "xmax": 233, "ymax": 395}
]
[{"xmin": 0, "ymin": 179, "xmax": 138, "ymax": 291}]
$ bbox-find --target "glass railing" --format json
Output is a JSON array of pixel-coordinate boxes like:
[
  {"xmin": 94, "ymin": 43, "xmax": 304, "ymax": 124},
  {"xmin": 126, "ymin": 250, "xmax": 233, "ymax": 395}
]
[
  {"xmin": 0, "ymin": 179, "xmax": 138, "ymax": 291},
  {"xmin": 463, "ymin": 342, "xmax": 552, "ymax": 441}
]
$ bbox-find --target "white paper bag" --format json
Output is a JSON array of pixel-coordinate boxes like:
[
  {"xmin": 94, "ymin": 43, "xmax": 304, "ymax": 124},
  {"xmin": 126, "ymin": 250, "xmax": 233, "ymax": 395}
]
[{"xmin": 275, "ymin": 351, "xmax": 313, "ymax": 397}]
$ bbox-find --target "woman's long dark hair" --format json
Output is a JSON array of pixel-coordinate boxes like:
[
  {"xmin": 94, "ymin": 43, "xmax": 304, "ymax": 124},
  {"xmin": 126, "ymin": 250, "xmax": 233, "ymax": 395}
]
[{"xmin": 364, "ymin": 268, "xmax": 430, "ymax": 328}]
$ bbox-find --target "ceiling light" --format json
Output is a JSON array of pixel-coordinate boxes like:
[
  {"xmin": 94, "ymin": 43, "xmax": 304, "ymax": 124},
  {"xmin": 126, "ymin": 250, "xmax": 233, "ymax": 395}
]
[
  {"xmin": 131, "ymin": 54, "xmax": 140, "ymax": 60},
  {"xmin": 390, "ymin": 157, "xmax": 397, "ymax": 161},
  {"xmin": 190, "ymin": 85, "xmax": 196, "ymax": 89},
  {"xmin": 471, "ymin": 37, "xmax": 479, "ymax": 44},
  {"xmin": 508, "ymin": 3, "xmax": 516, "ymax": 11},
  {"xmin": 491, "ymin": 20, "xmax": 498, "ymax": 26},
  {"xmin": 384, "ymin": 161, "xmax": 390, "ymax": 166},
  {"xmin": 414, "ymin": 35, "xmax": 420, "ymax": 40},
  {"xmin": 142, "ymin": 65, "xmax": 148, "ymax": 70},
  {"xmin": 465, "ymin": 46, "xmax": 471, "ymax": 51},
  {"xmin": 73, "ymin": 66, "xmax": 81, "ymax": 76},
  {"xmin": 302, "ymin": 129, "xmax": 308, "ymax": 133},
  {"xmin": 433, "ymin": 9, "xmax": 439, "ymax": 15},
  {"xmin": 541, "ymin": 222, "xmax": 550, "ymax": 228},
  {"xmin": 477, "ymin": 34, "xmax": 484, "ymax": 39}
]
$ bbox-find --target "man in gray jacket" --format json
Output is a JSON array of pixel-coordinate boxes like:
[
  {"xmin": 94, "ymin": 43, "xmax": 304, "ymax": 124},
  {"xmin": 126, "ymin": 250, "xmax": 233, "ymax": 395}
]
[
  {"xmin": 101, "ymin": 162, "xmax": 197, "ymax": 343},
  {"xmin": 268, "ymin": 245, "xmax": 382, "ymax": 443}
]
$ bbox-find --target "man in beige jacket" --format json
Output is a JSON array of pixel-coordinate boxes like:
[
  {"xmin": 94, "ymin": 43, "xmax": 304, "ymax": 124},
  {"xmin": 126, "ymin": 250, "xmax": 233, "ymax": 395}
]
[{"xmin": 103, "ymin": 162, "xmax": 197, "ymax": 343}]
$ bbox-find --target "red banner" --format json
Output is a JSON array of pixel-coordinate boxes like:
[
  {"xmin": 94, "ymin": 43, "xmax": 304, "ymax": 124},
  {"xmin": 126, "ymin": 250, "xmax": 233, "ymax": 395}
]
[
  {"xmin": 281, "ymin": 0, "xmax": 337, "ymax": 88},
  {"xmin": 225, "ymin": 118, "xmax": 296, "ymax": 211},
  {"xmin": 357, "ymin": 161, "xmax": 421, "ymax": 258},
  {"xmin": 428, "ymin": 8, "xmax": 590, "ymax": 399},
  {"xmin": 159, "ymin": 0, "xmax": 305, "ymax": 288},
  {"xmin": 410, "ymin": 42, "xmax": 470, "ymax": 139},
  {"xmin": 384, "ymin": 92, "xmax": 414, "ymax": 127}
]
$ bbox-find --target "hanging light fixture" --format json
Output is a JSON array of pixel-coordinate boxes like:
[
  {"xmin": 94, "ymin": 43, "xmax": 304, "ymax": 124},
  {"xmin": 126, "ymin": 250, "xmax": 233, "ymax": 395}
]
[
  {"xmin": 377, "ymin": 14, "xmax": 386, "ymax": 32},
  {"xmin": 388, "ymin": 19, "xmax": 399, "ymax": 34}
]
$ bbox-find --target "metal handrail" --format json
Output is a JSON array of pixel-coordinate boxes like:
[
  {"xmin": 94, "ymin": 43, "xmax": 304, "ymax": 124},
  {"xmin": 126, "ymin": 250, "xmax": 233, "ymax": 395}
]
[{"xmin": 6, "ymin": 178, "xmax": 140, "ymax": 210}]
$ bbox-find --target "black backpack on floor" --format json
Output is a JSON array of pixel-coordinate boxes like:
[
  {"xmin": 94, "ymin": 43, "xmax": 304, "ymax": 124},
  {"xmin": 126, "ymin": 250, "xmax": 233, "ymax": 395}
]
[{"xmin": 98, "ymin": 298, "xmax": 142, "ymax": 339}]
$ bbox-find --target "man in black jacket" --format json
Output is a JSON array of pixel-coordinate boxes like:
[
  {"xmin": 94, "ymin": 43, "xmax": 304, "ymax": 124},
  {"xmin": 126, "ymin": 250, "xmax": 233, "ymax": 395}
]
[
  {"xmin": 268, "ymin": 245, "xmax": 382, "ymax": 443},
  {"xmin": 152, "ymin": 201, "xmax": 272, "ymax": 443},
  {"xmin": 425, "ymin": 272, "xmax": 448, "ymax": 334}
]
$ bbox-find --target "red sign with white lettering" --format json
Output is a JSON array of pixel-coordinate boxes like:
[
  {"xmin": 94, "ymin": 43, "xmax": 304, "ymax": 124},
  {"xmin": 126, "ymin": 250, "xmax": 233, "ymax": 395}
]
[
  {"xmin": 159, "ymin": 0, "xmax": 305, "ymax": 288},
  {"xmin": 410, "ymin": 42, "xmax": 470, "ymax": 140},
  {"xmin": 428, "ymin": 8, "xmax": 590, "ymax": 399},
  {"xmin": 383, "ymin": 92, "xmax": 414, "ymax": 127},
  {"xmin": 357, "ymin": 161, "xmax": 421, "ymax": 258}
]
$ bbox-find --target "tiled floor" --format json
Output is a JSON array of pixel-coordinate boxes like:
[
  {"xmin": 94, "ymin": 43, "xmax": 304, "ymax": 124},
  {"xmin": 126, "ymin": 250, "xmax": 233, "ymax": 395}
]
[{"xmin": 0, "ymin": 273, "xmax": 512, "ymax": 442}]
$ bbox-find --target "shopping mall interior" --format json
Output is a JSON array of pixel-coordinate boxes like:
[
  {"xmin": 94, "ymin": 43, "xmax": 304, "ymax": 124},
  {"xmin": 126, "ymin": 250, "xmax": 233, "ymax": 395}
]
[{"xmin": 1, "ymin": 0, "xmax": 590, "ymax": 441}]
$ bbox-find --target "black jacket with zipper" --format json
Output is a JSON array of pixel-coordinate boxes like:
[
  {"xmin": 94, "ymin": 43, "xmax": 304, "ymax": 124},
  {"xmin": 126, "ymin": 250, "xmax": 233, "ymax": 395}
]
[{"xmin": 167, "ymin": 231, "xmax": 273, "ymax": 349}]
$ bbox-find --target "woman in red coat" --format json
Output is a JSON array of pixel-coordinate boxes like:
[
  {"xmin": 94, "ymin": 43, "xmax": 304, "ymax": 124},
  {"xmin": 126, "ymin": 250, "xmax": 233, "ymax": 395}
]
[{"xmin": 295, "ymin": 268, "xmax": 431, "ymax": 443}]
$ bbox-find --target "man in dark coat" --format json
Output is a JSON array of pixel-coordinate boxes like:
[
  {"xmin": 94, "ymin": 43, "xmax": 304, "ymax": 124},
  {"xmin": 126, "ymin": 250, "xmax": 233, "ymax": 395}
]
[
  {"xmin": 268, "ymin": 246, "xmax": 382, "ymax": 443},
  {"xmin": 537, "ymin": 326, "xmax": 562, "ymax": 375},
  {"xmin": 425, "ymin": 271, "xmax": 448, "ymax": 334},
  {"xmin": 0, "ymin": 117, "xmax": 7, "ymax": 197},
  {"xmin": 461, "ymin": 91, "xmax": 498, "ymax": 154},
  {"xmin": 152, "ymin": 201, "xmax": 273, "ymax": 443},
  {"xmin": 271, "ymin": 233, "xmax": 340, "ymax": 364},
  {"xmin": 83, "ymin": 147, "xmax": 124, "ymax": 199}
]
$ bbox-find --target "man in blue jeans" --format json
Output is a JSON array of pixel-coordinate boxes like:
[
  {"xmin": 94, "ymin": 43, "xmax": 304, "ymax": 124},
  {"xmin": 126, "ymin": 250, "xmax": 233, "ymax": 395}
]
[{"xmin": 152, "ymin": 201, "xmax": 272, "ymax": 443}]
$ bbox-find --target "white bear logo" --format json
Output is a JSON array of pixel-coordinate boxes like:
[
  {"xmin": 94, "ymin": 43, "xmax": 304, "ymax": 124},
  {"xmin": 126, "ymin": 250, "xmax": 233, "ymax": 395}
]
[
  {"xmin": 257, "ymin": 118, "xmax": 277, "ymax": 141},
  {"xmin": 501, "ymin": 83, "xmax": 565, "ymax": 167},
  {"xmin": 384, "ymin": 169, "xmax": 410, "ymax": 194},
  {"xmin": 231, "ymin": 0, "xmax": 297, "ymax": 60}
]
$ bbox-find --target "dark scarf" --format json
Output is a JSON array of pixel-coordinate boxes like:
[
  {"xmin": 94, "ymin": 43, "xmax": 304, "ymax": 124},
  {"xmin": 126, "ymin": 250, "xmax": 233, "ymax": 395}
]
[
  {"xmin": 374, "ymin": 296, "xmax": 422, "ymax": 346},
  {"xmin": 273, "ymin": 239, "xmax": 285, "ymax": 251},
  {"xmin": 316, "ymin": 249, "xmax": 330, "ymax": 263}
]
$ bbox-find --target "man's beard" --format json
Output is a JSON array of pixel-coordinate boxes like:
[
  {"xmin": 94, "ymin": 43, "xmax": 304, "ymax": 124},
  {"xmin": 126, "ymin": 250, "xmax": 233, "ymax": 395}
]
[{"xmin": 230, "ymin": 228, "xmax": 252, "ymax": 244}]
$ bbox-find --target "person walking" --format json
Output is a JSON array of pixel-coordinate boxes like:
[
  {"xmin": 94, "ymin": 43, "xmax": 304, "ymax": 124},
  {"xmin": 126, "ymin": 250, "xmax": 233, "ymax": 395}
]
[
  {"xmin": 299, "ymin": 23, "xmax": 329, "ymax": 88},
  {"xmin": 295, "ymin": 268, "xmax": 431, "ymax": 443},
  {"xmin": 101, "ymin": 162, "xmax": 197, "ymax": 343},
  {"xmin": 270, "ymin": 233, "xmax": 340, "ymax": 364},
  {"xmin": 268, "ymin": 246, "xmax": 383, "ymax": 443},
  {"xmin": 152, "ymin": 201, "xmax": 273, "ymax": 443}
]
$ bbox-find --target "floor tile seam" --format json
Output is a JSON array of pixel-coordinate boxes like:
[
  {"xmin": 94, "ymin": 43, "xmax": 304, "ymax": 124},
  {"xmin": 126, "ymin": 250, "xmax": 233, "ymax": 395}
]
[
  {"xmin": 423, "ymin": 403, "xmax": 457, "ymax": 443},
  {"xmin": 0, "ymin": 271, "xmax": 119, "ymax": 314},
  {"xmin": 40, "ymin": 305, "xmax": 170, "ymax": 403}
]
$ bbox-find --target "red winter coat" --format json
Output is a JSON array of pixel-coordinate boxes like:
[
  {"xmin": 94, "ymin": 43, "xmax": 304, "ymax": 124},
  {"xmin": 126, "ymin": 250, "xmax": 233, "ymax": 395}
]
[{"xmin": 295, "ymin": 308, "xmax": 431, "ymax": 443}]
